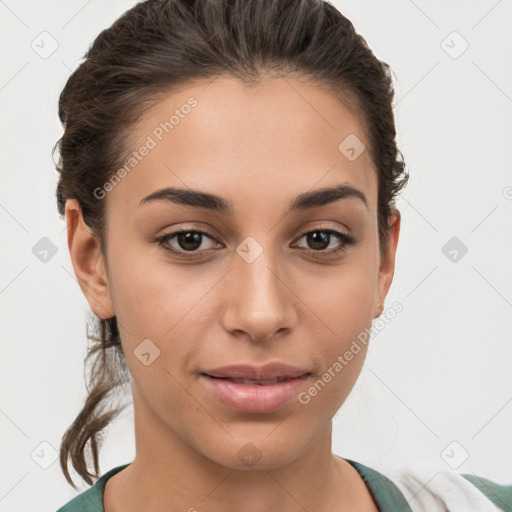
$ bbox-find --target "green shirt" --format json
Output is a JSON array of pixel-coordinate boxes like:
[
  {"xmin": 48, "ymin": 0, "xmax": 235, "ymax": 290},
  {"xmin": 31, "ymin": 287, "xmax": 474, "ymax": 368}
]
[{"xmin": 56, "ymin": 459, "xmax": 512, "ymax": 511}]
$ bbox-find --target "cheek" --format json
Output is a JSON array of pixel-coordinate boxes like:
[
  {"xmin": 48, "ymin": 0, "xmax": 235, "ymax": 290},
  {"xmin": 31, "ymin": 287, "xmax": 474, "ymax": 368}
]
[
  {"xmin": 107, "ymin": 251, "xmax": 217, "ymax": 372},
  {"xmin": 107, "ymin": 241, "xmax": 196, "ymax": 335},
  {"xmin": 293, "ymin": 255, "xmax": 377, "ymax": 405},
  {"xmin": 109, "ymin": 262, "xmax": 200, "ymax": 418},
  {"xmin": 295, "ymin": 275, "xmax": 375, "ymax": 422},
  {"xmin": 301, "ymin": 261, "xmax": 377, "ymax": 347}
]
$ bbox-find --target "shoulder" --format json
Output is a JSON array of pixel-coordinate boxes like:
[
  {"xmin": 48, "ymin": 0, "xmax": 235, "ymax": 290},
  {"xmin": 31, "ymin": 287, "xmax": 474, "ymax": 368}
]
[
  {"xmin": 461, "ymin": 473, "xmax": 512, "ymax": 512},
  {"xmin": 55, "ymin": 464, "xmax": 130, "ymax": 512},
  {"xmin": 384, "ymin": 462, "xmax": 512, "ymax": 512},
  {"xmin": 55, "ymin": 486, "xmax": 101, "ymax": 512},
  {"xmin": 345, "ymin": 458, "xmax": 415, "ymax": 510}
]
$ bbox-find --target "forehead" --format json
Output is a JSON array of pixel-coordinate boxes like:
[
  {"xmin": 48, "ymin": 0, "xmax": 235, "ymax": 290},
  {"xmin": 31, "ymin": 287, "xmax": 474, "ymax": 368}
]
[{"xmin": 106, "ymin": 74, "xmax": 377, "ymax": 220}]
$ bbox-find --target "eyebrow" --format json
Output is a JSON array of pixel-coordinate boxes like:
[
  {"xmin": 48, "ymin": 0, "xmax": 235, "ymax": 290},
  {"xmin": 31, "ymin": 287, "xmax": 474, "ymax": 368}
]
[{"xmin": 138, "ymin": 182, "xmax": 368, "ymax": 214}]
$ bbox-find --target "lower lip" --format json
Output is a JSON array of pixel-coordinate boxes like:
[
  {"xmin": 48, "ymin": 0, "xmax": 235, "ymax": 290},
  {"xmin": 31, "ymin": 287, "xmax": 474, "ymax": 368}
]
[{"xmin": 200, "ymin": 374, "xmax": 310, "ymax": 413}]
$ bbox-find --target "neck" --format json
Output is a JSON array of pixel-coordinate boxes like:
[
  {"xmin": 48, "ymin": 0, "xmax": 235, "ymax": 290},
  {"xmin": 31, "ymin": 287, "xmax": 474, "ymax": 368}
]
[{"xmin": 105, "ymin": 388, "xmax": 366, "ymax": 512}]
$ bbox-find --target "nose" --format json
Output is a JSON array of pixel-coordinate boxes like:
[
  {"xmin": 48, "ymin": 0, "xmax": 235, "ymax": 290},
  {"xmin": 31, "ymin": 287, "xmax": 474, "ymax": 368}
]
[{"xmin": 221, "ymin": 244, "xmax": 298, "ymax": 344}]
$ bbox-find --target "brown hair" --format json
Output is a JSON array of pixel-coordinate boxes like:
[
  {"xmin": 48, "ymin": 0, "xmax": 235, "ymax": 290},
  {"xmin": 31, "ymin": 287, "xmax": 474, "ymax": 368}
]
[{"xmin": 54, "ymin": 0, "xmax": 408, "ymax": 489}]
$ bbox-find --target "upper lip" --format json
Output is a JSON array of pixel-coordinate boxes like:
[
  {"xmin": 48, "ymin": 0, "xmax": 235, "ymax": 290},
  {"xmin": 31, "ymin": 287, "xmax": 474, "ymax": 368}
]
[{"xmin": 202, "ymin": 362, "xmax": 310, "ymax": 380}]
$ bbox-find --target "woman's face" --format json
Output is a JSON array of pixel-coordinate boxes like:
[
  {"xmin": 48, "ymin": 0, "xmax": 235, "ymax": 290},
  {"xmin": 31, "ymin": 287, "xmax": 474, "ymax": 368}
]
[{"xmin": 68, "ymin": 74, "xmax": 399, "ymax": 470}]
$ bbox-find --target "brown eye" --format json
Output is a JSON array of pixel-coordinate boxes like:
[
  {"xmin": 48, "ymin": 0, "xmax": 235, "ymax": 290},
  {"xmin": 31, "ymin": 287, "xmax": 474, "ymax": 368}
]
[
  {"xmin": 154, "ymin": 230, "xmax": 219, "ymax": 258},
  {"xmin": 305, "ymin": 231, "xmax": 331, "ymax": 250},
  {"xmin": 293, "ymin": 228, "xmax": 356, "ymax": 258},
  {"xmin": 175, "ymin": 232, "xmax": 203, "ymax": 251}
]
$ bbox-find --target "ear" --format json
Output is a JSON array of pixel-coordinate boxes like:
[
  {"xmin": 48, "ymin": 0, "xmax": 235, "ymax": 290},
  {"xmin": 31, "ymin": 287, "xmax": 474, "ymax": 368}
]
[
  {"xmin": 65, "ymin": 199, "xmax": 114, "ymax": 320},
  {"xmin": 374, "ymin": 208, "xmax": 401, "ymax": 318}
]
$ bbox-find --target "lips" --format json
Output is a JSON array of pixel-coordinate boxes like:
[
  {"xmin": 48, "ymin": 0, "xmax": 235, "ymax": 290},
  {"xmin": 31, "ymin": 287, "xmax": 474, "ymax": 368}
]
[
  {"xmin": 211, "ymin": 377, "xmax": 291, "ymax": 385},
  {"xmin": 201, "ymin": 362, "xmax": 310, "ymax": 381},
  {"xmin": 200, "ymin": 362, "xmax": 311, "ymax": 413}
]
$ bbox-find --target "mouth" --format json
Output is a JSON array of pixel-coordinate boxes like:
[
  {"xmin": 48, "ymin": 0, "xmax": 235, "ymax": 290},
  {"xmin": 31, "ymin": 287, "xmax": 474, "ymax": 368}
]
[
  {"xmin": 201, "ymin": 362, "xmax": 310, "ymax": 381},
  {"xmin": 204, "ymin": 375, "xmax": 303, "ymax": 385},
  {"xmin": 199, "ymin": 363, "xmax": 311, "ymax": 413}
]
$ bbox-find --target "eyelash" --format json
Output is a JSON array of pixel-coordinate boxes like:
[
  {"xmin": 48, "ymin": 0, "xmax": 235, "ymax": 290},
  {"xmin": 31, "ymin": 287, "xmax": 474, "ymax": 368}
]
[{"xmin": 151, "ymin": 226, "xmax": 356, "ymax": 260}]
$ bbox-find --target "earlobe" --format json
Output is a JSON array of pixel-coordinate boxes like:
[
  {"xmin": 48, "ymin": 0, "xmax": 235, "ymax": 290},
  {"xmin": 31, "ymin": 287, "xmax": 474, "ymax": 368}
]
[
  {"xmin": 65, "ymin": 199, "xmax": 114, "ymax": 320},
  {"xmin": 374, "ymin": 208, "xmax": 401, "ymax": 318}
]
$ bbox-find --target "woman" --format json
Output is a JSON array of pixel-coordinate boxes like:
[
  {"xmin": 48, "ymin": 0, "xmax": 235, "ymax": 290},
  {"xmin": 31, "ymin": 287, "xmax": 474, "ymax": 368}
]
[{"xmin": 53, "ymin": 0, "xmax": 511, "ymax": 510}]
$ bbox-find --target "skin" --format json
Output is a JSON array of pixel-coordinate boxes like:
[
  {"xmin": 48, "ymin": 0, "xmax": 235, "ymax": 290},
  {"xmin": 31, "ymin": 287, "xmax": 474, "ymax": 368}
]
[{"xmin": 66, "ymin": 74, "xmax": 400, "ymax": 512}]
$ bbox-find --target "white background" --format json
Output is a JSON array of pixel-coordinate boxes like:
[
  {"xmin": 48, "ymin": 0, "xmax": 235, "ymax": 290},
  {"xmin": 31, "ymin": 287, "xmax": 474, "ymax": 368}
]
[{"xmin": 0, "ymin": 0, "xmax": 511, "ymax": 510}]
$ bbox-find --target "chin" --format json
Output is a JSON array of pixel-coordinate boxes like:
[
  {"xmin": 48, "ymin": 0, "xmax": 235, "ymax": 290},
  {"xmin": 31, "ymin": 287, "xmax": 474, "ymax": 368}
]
[{"xmin": 200, "ymin": 435, "xmax": 307, "ymax": 471}]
